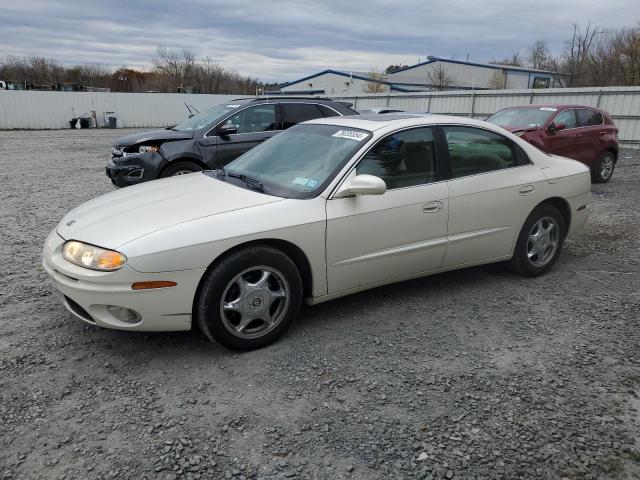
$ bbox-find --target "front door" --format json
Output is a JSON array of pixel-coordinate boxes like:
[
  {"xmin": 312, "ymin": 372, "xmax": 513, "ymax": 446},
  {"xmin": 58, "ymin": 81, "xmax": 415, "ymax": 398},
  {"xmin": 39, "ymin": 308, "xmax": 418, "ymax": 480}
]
[
  {"xmin": 441, "ymin": 125, "xmax": 547, "ymax": 266},
  {"xmin": 215, "ymin": 104, "xmax": 279, "ymax": 165},
  {"xmin": 326, "ymin": 127, "xmax": 449, "ymax": 294},
  {"xmin": 545, "ymin": 108, "xmax": 582, "ymax": 160}
]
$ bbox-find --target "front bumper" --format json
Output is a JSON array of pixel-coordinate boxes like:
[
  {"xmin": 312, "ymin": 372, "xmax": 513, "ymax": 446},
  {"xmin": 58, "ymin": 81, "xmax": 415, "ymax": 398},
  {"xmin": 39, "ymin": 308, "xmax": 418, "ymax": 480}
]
[
  {"xmin": 106, "ymin": 152, "xmax": 165, "ymax": 187},
  {"xmin": 42, "ymin": 229, "xmax": 205, "ymax": 332}
]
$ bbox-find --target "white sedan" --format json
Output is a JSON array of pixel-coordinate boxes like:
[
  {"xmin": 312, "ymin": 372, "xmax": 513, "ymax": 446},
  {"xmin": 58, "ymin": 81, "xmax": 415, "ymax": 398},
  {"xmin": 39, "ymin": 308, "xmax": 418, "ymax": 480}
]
[{"xmin": 43, "ymin": 114, "xmax": 591, "ymax": 350}]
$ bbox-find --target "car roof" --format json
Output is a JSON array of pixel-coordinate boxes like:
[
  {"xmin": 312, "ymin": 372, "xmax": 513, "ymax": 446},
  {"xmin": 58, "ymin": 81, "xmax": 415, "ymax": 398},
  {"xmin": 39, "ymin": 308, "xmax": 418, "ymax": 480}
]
[
  {"xmin": 305, "ymin": 113, "xmax": 492, "ymax": 131},
  {"xmin": 499, "ymin": 104, "xmax": 601, "ymax": 110},
  {"xmin": 232, "ymin": 96, "xmax": 348, "ymax": 105}
]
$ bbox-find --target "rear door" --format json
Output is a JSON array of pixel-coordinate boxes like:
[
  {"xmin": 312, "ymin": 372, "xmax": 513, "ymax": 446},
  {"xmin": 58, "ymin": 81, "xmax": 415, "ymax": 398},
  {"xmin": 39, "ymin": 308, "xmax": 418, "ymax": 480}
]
[
  {"xmin": 575, "ymin": 108, "xmax": 604, "ymax": 166},
  {"xmin": 441, "ymin": 125, "xmax": 547, "ymax": 267},
  {"xmin": 214, "ymin": 104, "xmax": 279, "ymax": 165}
]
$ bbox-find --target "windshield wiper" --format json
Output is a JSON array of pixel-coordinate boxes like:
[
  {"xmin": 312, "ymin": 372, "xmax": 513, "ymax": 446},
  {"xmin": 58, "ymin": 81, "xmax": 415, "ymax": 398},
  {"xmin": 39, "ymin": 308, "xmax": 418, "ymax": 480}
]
[{"xmin": 227, "ymin": 172, "xmax": 268, "ymax": 193}]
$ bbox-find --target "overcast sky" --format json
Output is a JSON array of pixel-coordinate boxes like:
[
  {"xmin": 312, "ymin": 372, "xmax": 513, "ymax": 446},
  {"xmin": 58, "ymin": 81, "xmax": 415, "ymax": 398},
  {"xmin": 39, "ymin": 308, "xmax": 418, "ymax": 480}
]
[{"xmin": 1, "ymin": 0, "xmax": 639, "ymax": 83}]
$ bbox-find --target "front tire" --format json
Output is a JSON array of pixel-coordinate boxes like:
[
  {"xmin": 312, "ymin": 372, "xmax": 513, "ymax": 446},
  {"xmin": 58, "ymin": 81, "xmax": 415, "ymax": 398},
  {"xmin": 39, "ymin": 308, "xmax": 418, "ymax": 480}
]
[
  {"xmin": 161, "ymin": 161, "xmax": 203, "ymax": 178},
  {"xmin": 509, "ymin": 203, "xmax": 566, "ymax": 277},
  {"xmin": 196, "ymin": 246, "xmax": 303, "ymax": 350},
  {"xmin": 591, "ymin": 152, "xmax": 615, "ymax": 183}
]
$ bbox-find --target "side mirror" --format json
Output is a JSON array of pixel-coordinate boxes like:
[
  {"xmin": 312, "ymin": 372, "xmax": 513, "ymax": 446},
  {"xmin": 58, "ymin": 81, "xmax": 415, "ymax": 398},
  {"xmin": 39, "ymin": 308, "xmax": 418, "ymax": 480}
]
[
  {"xmin": 549, "ymin": 122, "xmax": 566, "ymax": 133},
  {"xmin": 334, "ymin": 174, "xmax": 386, "ymax": 198},
  {"xmin": 218, "ymin": 123, "xmax": 237, "ymax": 136}
]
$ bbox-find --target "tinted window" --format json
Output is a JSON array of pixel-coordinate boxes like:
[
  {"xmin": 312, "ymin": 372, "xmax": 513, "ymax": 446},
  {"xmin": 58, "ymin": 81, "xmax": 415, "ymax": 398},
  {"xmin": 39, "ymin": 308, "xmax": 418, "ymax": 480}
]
[
  {"xmin": 223, "ymin": 105, "xmax": 276, "ymax": 134},
  {"xmin": 282, "ymin": 104, "xmax": 324, "ymax": 128},
  {"xmin": 318, "ymin": 104, "xmax": 340, "ymax": 117},
  {"xmin": 443, "ymin": 126, "xmax": 520, "ymax": 178},
  {"xmin": 576, "ymin": 109, "xmax": 603, "ymax": 127},
  {"xmin": 552, "ymin": 109, "xmax": 577, "ymax": 129},
  {"xmin": 357, "ymin": 127, "xmax": 437, "ymax": 189}
]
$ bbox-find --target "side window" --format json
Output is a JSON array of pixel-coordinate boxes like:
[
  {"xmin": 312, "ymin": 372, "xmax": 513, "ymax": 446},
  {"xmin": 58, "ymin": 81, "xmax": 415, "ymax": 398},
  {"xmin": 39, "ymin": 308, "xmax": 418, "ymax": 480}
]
[
  {"xmin": 282, "ymin": 104, "xmax": 324, "ymax": 129},
  {"xmin": 577, "ymin": 109, "xmax": 603, "ymax": 127},
  {"xmin": 356, "ymin": 127, "xmax": 437, "ymax": 189},
  {"xmin": 443, "ymin": 126, "xmax": 521, "ymax": 179},
  {"xmin": 552, "ymin": 109, "xmax": 577, "ymax": 129},
  {"xmin": 317, "ymin": 104, "xmax": 340, "ymax": 117},
  {"xmin": 223, "ymin": 105, "xmax": 276, "ymax": 134}
]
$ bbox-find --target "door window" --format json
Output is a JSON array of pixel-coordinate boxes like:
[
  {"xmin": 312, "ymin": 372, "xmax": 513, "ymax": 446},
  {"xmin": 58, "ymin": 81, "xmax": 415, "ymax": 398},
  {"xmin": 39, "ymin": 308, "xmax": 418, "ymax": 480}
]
[
  {"xmin": 223, "ymin": 105, "xmax": 276, "ymax": 134},
  {"xmin": 576, "ymin": 109, "xmax": 603, "ymax": 127},
  {"xmin": 281, "ymin": 104, "xmax": 325, "ymax": 128},
  {"xmin": 356, "ymin": 127, "xmax": 437, "ymax": 189},
  {"xmin": 552, "ymin": 109, "xmax": 577, "ymax": 129},
  {"xmin": 443, "ymin": 126, "xmax": 525, "ymax": 179}
]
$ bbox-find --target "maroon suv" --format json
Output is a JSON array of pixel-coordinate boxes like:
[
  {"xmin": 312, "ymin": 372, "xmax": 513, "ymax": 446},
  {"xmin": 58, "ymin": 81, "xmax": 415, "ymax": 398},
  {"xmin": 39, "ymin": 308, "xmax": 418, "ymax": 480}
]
[{"xmin": 487, "ymin": 104, "xmax": 619, "ymax": 183}]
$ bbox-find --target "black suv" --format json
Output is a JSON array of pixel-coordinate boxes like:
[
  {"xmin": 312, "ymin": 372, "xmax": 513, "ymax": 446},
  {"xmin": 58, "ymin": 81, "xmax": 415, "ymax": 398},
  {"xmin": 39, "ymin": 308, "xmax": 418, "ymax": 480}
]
[{"xmin": 106, "ymin": 97, "xmax": 357, "ymax": 187}]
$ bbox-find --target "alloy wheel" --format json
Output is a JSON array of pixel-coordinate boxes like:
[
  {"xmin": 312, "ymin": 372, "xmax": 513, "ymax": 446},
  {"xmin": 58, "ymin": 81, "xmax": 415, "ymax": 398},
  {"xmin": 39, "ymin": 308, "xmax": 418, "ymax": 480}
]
[
  {"xmin": 600, "ymin": 155, "xmax": 614, "ymax": 180},
  {"xmin": 527, "ymin": 216, "xmax": 559, "ymax": 267},
  {"xmin": 219, "ymin": 266, "xmax": 290, "ymax": 339}
]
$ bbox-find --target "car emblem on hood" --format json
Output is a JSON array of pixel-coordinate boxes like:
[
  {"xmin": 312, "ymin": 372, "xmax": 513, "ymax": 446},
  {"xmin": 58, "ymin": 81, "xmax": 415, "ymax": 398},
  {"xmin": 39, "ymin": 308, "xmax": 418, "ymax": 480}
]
[{"xmin": 66, "ymin": 220, "xmax": 76, "ymax": 226}]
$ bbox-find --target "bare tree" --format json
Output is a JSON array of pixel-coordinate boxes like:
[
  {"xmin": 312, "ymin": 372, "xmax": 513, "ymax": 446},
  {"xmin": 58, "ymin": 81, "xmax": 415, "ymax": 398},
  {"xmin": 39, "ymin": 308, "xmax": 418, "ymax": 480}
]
[
  {"xmin": 363, "ymin": 70, "xmax": 387, "ymax": 93},
  {"xmin": 488, "ymin": 70, "xmax": 507, "ymax": 89},
  {"xmin": 427, "ymin": 64, "xmax": 453, "ymax": 90},
  {"xmin": 528, "ymin": 41, "xmax": 558, "ymax": 71},
  {"xmin": 490, "ymin": 50, "xmax": 524, "ymax": 67},
  {"xmin": 563, "ymin": 21, "xmax": 601, "ymax": 86}
]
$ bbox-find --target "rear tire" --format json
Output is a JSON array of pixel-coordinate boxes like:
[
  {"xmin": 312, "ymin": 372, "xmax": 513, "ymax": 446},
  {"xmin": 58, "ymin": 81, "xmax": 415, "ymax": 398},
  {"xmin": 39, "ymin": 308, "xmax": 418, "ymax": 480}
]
[
  {"xmin": 591, "ymin": 152, "xmax": 615, "ymax": 183},
  {"xmin": 196, "ymin": 246, "xmax": 303, "ymax": 350},
  {"xmin": 161, "ymin": 161, "xmax": 203, "ymax": 178},
  {"xmin": 509, "ymin": 203, "xmax": 566, "ymax": 277}
]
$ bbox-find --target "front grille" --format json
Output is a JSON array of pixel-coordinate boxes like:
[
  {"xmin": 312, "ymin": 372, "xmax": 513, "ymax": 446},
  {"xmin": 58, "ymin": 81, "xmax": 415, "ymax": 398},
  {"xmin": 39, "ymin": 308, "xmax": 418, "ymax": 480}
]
[{"xmin": 64, "ymin": 296, "xmax": 95, "ymax": 323}]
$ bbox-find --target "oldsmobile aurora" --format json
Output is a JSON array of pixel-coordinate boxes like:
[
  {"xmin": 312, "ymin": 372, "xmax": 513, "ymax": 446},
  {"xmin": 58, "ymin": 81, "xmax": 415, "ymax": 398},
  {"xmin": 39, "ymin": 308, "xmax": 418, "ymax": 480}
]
[{"xmin": 43, "ymin": 114, "xmax": 591, "ymax": 350}]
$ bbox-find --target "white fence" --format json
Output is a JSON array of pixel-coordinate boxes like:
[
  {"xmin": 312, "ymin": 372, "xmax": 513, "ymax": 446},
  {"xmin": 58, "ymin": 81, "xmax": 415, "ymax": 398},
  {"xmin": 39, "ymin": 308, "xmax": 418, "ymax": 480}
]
[
  {"xmin": 1, "ymin": 87, "xmax": 640, "ymax": 144},
  {"xmin": 0, "ymin": 91, "xmax": 241, "ymax": 129},
  {"xmin": 335, "ymin": 86, "xmax": 640, "ymax": 145}
]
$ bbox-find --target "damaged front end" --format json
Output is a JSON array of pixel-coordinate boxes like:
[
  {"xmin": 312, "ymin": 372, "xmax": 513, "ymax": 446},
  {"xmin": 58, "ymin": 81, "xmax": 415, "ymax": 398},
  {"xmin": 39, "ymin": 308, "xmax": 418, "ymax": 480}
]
[{"xmin": 106, "ymin": 147, "xmax": 166, "ymax": 187}]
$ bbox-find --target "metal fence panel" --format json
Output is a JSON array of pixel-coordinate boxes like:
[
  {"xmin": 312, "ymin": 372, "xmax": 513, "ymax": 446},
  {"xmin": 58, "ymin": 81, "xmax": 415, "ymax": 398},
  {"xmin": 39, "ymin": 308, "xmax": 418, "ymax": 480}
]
[
  {"xmin": 337, "ymin": 86, "xmax": 640, "ymax": 144},
  {"xmin": 0, "ymin": 91, "xmax": 241, "ymax": 129}
]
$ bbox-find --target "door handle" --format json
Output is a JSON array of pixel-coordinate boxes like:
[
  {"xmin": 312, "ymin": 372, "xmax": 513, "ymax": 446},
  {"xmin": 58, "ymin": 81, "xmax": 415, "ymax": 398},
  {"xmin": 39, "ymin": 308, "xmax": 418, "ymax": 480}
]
[
  {"xmin": 422, "ymin": 201, "xmax": 442, "ymax": 213},
  {"xmin": 519, "ymin": 185, "xmax": 535, "ymax": 196}
]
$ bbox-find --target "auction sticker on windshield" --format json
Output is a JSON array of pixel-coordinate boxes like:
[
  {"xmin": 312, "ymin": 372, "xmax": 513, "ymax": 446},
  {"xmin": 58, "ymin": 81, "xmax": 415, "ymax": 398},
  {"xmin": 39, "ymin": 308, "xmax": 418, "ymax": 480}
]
[{"xmin": 332, "ymin": 130, "xmax": 369, "ymax": 141}]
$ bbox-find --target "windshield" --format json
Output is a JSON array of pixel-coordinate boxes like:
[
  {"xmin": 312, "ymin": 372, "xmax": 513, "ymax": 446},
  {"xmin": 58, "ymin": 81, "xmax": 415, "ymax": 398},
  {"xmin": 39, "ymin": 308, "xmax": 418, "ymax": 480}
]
[
  {"xmin": 487, "ymin": 107, "xmax": 557, "ymax": 129},
  {"xmin": 217, "ymin": 124, "xmax": 372, "ymax": 199},
  {"xmin": 172, "ymin": 103, "xmax": 242, "ymax": 131}
]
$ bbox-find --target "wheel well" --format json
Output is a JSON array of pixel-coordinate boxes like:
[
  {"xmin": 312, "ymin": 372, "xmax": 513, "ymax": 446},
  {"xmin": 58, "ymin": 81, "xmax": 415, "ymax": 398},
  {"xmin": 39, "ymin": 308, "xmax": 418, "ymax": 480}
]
[
  {"xmin": 540, "ymin": 197, "xmax": 571, "ymax": 233},
  {"xmin": 191, "ymin": 239, "xmax": 313, "ymax": 325},
  {"xmin": 606, "ymin": 146, "xmax": 618, "ymax": 161},
  {"xmin": 160, "ymin": 158, "xmax": 208, "ymax": 176}
]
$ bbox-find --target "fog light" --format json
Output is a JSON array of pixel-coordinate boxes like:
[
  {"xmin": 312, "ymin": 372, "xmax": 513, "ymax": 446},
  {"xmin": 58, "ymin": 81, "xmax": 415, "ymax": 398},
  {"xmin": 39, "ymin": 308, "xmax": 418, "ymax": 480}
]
[{"xmin": 107, "ymin": 306, "xmax": 141, "ymax": 324}]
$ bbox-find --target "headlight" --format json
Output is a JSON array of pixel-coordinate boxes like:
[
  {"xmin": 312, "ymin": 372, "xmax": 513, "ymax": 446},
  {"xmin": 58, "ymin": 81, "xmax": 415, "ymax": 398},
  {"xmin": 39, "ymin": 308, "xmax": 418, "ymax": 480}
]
[
  {"xmin": 139, "ymin": 145, "xmax": 159, "ymax": 154},
  {"xmin": 62, "ymin": 241, "xmax": 127, "ymax": 271}
]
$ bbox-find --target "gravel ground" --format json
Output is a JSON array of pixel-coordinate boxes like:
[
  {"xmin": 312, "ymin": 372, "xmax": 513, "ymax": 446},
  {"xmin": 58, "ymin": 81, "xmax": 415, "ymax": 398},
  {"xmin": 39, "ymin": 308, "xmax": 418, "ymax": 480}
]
[{"xmin": 1, "ymin": 128, "xmax": 639, "ymax": 480}]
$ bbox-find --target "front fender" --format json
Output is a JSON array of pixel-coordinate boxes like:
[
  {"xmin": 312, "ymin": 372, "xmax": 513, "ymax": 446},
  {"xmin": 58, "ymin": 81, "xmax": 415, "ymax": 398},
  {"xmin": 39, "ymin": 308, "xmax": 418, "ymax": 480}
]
[{"xmin": 159, "ymin": 139, "xmax": 206, "ymax": 164}]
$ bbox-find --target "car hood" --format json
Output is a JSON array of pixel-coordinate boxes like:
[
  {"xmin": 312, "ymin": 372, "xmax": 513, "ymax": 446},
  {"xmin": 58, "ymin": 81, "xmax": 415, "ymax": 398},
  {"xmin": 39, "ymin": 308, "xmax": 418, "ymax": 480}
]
[
  {"xmin": 57, "ymin": 173, "xmax": 283, "ymax": 249},
  {"xmin": 114, "ymin": 128, "xmax": 194, "ymax": 147}
]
